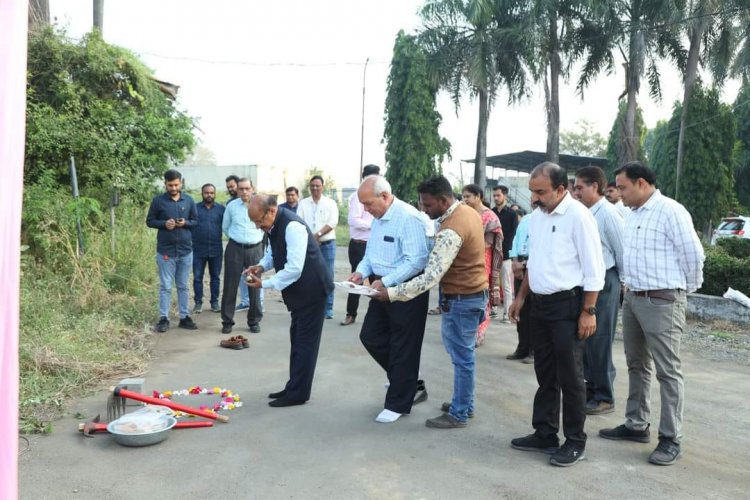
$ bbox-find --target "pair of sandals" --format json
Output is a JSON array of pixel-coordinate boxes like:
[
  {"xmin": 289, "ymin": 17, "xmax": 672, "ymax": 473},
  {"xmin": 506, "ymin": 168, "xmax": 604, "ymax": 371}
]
[{"xmin": 220, "ymin": 335, "xmax": 249, "ymax": 350}]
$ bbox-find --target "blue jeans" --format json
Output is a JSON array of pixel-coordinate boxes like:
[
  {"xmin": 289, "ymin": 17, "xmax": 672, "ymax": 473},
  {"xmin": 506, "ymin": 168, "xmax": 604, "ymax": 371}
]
[
  {"xmin": 319, "ymin": 241, "xmax": 336, "ymax": 313},
  {"xmin": 156, "ymin": 252, "xmax": 192, "ymax": 319},
  {"xmin": 193, "ymin": 254, "xmax": 222, "ymax": 306},
  {"xmin": 441, "ymin": 292, "xmax": 486, "ymax": 422}
]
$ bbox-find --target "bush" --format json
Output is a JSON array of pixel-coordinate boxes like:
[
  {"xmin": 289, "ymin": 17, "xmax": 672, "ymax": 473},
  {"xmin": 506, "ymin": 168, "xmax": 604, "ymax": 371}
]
[{"xmin": 698, "ymin": 244, "xmax": 750, "ymax": 297}]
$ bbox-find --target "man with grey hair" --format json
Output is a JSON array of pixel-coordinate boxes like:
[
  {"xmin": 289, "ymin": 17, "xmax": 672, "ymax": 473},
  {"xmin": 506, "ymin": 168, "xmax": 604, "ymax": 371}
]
[
  {"xmin": 348, "ymin": 175, "xmax": 430, "ymax": 423},
  {"xmin": 245, "ymin": 195, "xmax": 333, "ymax": 407}
]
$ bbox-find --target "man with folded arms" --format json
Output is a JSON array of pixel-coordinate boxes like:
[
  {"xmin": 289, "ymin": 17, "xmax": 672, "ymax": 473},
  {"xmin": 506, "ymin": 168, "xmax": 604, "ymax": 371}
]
[
  {"xmin": 509, "ymin": 162, "xmax": 605, "ymax": 467},
  {"xmin": 348, "ymin": 175, "xmax": 430, "ymax": 424},
  {"xmin": 220, "ymin": 178, "xmax": 264, "ymax": 334},
  {"xmin": 600, "ymin": 162, "xmax": 704, "ymax": 466},
  {"xmin": 245, "ymin": 195, "xmax": 333, "ymax": 407},
  {"xmin": 376, "ymin": 175, "xmax": 487, "ymax": 430}
]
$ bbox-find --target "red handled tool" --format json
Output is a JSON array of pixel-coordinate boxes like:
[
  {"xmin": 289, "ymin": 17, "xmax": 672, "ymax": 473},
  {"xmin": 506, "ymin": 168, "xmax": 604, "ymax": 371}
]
[{"xmin": 107, "ymin": 386, "xmax": 230, "ymax": 423}]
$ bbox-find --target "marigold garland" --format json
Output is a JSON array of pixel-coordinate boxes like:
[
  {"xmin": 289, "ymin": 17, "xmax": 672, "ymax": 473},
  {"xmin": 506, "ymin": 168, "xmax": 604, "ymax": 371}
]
[{"xmin": 152, "ymin": 386, "xmax": 242, "ymax": 417}]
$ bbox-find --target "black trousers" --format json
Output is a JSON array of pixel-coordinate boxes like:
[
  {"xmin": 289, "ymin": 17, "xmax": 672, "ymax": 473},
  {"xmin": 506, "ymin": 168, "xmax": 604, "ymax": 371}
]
[
  {"xmin": 221, "ymin": 240, "xmax": 263, "ymax": 327},
  {"xmin": 284, "ymin": 296, "xmax": 327, "ymax": 401},
  {"xmin": 530, "ymin": 290, "xmax": 587, "ymax": 446},
  {"xmin": 346, "ymin": 239, "xmax": 367, "ymax": 318},
  {"xmin": 359, "ymin": 290, "xmax": 429, "ymax": 414},
  {"xmin": 515, "ymin": 277, "xmax": 533, "ymax": 355}
]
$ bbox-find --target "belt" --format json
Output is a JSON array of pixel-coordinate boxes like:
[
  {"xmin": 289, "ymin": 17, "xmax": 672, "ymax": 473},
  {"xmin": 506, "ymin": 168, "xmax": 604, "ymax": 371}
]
[
  {"xmin": 319, "ymin": 240, "xmax": 334, "ymax": 245},
  {"xmin": 630, "ymin": 289, "xmax": 678, "ymax": 300},
  {"xmin": 443, "ymin": 290, "xmax": 487, "ymax": 301},
  {"xmin": 230, "ymin": 239, "xmax": 261, "ymax": 249},
  {"xmin": 351, "ymin": 239, "xmax": 367, "ymax": 245},
  {"xmin": 531, "ymin": 286, "xmax": 581, "ymax": 304}
]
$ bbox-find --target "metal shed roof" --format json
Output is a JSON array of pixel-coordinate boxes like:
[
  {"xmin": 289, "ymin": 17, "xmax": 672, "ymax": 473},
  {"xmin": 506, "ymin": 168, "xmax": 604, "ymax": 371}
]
[{"xmin": 465, "ymin": 150, "xmax": 609, "ymax": 173}]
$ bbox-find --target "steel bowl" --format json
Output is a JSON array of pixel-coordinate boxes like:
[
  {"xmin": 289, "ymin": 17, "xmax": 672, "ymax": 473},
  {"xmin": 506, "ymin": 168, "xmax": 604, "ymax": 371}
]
[{"xmin": 107, "ymin": 416, "xmax": 177, "ymax": 447}]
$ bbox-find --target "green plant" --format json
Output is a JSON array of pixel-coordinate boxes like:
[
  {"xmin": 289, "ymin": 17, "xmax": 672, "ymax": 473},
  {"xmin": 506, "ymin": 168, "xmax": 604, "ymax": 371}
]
[
  {"xmin": 716, "ymin": 237, "xmax": 750, "ymax": 259},
  {"xmin": 698, "ymin": 245, "xmax": 750, "ymax": 297}
]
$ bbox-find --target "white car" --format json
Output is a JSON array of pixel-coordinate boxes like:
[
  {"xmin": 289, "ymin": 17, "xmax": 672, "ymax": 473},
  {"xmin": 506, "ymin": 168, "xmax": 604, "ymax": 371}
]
[{"xmin": 710, "ymin": 217, "xmax": 750, "ymax": 245}]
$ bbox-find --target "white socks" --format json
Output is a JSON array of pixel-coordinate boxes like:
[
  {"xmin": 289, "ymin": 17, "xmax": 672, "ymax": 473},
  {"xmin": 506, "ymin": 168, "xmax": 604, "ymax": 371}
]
[{"xmin": 375, "ymin": 409, "xmax": 402, "ymax": 423}]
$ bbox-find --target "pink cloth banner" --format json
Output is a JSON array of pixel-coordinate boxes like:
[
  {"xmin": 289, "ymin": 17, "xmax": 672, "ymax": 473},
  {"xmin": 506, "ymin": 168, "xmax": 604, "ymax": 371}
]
[{"xmin": 0, "ymin": 0, "xmax": 28, "ymax": 498}]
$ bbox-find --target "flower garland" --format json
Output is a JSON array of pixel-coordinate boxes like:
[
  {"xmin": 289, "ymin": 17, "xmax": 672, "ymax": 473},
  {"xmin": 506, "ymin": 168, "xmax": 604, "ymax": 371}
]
[{"xmin": 152, "ymin": 386, "xmax": 242, "ymax": 417}]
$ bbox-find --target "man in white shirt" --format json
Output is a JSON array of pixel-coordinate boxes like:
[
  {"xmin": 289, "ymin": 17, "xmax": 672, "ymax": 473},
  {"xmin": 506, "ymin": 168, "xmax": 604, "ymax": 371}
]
[
  {"xmin": 600, "ymin": 162, "xmax": 704, "ymax": 466},
  {"xmin": 573, "ymin": 167, "xmax": 625, "ymax": 416},
  {"xmin": 342, "ymin": 164, "xmax": 380, "ymax": 326},
  {"xmin": 296, "ymin": 175, "xmax": 339, "ymax": 319},
  {"xmin": 509, "ymin": 162, "xmax": 605, "ymax": 468}
]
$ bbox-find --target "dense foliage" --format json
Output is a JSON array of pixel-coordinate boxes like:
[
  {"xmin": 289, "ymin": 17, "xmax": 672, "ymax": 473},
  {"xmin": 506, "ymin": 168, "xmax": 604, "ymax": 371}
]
[
  {"xmin": 25, "ymin": 28, "xmax": 195, "ymax": 205},
  {"xmin": 384, "ymin": 31, "xmax": 450, "ymax": 203},
  {"xmin": 733, "ymin": 79, "xmax": 750, "ymax": 209},
  {"xmin": 606, "ymin": 101, "xmax": 647, "ymax": 174},
  {"xmin": 649, "ymin": 83, "xmax": 736, "ymax": 235},
  {"xmin": 699, "ymin": 238, "xmax": 750, "ymax": 296}
]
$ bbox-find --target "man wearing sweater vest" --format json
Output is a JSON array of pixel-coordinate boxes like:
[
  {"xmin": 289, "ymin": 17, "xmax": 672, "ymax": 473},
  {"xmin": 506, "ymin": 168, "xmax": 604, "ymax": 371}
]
[
  {"xmin": 508, "ymin": 162, "xmax": 605, "ymax": 467},
  {"xmin": 245, "ymin": 195, "xmax": 334, "ymax": 408},
  {"xmin": 376, "ymin": 175, "xmax": 488, "ymax": 429}
]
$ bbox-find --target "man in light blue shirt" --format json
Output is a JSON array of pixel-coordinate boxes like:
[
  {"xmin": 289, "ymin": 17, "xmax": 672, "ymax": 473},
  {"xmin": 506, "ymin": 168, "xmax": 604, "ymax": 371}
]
[
  {"xmin": 220, "ymin": 178, "xmax": 265, "ymax": 334},
  {"xmin": 348, "ymin": 175, "xmax": 430, "ymax": 424},
  {"xmin": 574, "ymin": 166, "xmax": 625, "ymax": 417},
  {"xmin": 507, "ymin": 212, "xmax": 533, "ymax": 362}
]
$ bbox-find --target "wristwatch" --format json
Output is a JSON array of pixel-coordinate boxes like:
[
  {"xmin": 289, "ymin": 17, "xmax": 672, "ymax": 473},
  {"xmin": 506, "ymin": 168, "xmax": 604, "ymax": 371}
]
[{"xmin": 584, "ymin": 306, "xmax": 597, "ymax": 316}]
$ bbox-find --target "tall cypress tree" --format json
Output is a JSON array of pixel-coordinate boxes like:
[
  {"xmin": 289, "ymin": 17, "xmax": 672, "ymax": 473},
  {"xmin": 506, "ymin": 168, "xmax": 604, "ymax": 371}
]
[{"xmin": 383, "ymin": 31, "xmax": 450, "ymax": 204}]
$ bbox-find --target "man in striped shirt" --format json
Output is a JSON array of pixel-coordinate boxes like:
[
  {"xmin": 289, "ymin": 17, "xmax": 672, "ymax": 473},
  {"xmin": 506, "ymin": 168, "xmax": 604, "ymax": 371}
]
[{"xmin": 600, "ymin": 162, "xmax": 704, "ymax": 466}]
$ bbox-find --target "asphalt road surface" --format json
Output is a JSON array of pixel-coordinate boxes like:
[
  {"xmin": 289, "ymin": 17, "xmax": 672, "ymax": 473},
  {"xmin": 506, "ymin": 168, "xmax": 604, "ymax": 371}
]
[{"xmin": 19, "ymin": 248, "xmax": 750, "ymax": 499}]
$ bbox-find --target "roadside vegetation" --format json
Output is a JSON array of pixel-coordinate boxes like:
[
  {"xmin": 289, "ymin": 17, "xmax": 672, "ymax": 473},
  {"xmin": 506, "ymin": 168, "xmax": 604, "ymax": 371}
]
[{"xmin": 20, "ymin": 27, "xmax": 194, "ymax": 433}]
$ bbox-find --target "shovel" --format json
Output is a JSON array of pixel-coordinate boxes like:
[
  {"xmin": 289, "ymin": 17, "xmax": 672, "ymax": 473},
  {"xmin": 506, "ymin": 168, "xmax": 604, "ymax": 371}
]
[{"xmin": 107, "ymin": 386, "xmax": 230, "ymax": 423}]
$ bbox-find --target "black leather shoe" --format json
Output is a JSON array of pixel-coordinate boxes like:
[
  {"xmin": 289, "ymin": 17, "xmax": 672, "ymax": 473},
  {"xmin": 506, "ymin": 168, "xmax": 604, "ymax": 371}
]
[
  {"xmin": 249, "ymin": 323, "xmax": 261, "ymax": 334},
  {"xmin": 511, "ymin": 433, "xmax": 560, "ymax": 454},
  {"xmin": 268, "ymin": 397, "xmax": 305, "ymax": 408},
  {"xmin": 599, "ymin": 424, "xmax": 650, "ymax": 443},
  {"xmin": 268, "ymin": 390, "xmax": 287, "ymax": 399},
  {"xmin": 506, "ymin": 351, "xmax": 528, "ymax": 360},
  {"xmin": 649, "ymin": 438, "xmax": 681, "ymax": 465},
  {"xmin": 221, "ymin": 324, "xmax": 233, "ymax": 334}
]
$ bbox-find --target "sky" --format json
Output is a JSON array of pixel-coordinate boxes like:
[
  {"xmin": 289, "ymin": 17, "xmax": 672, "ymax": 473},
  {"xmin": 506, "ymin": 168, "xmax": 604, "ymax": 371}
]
[{"xmin": 49, "ymin": 0, "xmax": 739, "ymax": 190}]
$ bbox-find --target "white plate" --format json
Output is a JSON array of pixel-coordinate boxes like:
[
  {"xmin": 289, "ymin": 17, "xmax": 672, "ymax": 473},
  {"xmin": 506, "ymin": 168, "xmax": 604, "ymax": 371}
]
[{"xmin": 334, "ymin": 281, "xmax": 379, "ymax": 297}]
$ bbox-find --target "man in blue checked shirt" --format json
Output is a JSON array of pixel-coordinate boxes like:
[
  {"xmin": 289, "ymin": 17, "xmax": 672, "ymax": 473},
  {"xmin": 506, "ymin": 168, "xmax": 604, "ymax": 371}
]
[{"xmin": 347, "ymin": 175, "xmax": 430, "ymax": 424}]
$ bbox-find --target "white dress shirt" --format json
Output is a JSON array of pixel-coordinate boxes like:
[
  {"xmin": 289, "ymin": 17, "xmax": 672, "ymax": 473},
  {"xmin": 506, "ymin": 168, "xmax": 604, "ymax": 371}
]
[
  {"xmin": 527, "ymin": 192, "xmax": 605, "ymax": 295},
  {"xmin": 296, "ymin": 195, "xmax": 338, "ymax": 243},
  {"xmin": 621, "ymin": 190, "xmax": 704, "ymax": 293},
  {"xmin": 615, "ymin": 200, "xmax": 630, "ymax": 219}
]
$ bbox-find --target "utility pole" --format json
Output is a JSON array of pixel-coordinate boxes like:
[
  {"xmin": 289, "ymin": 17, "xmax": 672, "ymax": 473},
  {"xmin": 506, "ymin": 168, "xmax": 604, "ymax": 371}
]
[
  {"xmin": 93, "ymin": 0, "xmax": 104, "ymax": 34},
  {"xmin": 359, "ymin": 57, "xmax": 369, "ymax": 180}
]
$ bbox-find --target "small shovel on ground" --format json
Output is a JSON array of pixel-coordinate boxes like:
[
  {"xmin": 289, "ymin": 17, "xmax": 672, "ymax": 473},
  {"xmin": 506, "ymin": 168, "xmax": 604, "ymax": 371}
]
[{"xmin": 78, "ymin": 414, "xmax": 214, "ymax": 437}]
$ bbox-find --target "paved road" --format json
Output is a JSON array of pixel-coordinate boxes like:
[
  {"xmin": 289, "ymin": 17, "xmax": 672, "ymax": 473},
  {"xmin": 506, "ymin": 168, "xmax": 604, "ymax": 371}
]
[{"xmin": 19, "ymin": 248, "xmax": 750, "ymax": 499}]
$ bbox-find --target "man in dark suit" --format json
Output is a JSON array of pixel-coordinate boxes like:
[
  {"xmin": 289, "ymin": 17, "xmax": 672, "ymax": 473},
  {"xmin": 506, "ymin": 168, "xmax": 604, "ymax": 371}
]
[{"xmin": 246, "ymin": 195, "xmax": 333, "ymax": 407}]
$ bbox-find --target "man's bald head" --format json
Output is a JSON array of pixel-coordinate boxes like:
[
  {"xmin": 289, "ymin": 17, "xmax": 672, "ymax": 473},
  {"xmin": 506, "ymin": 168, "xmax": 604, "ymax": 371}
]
[{"xmin": 247, "ymin": 194, "xmax": 278, "ymax": 232}]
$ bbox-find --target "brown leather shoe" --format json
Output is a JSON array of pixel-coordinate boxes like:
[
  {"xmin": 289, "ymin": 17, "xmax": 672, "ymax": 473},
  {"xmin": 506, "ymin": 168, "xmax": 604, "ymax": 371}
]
[
  {"xmin": 234, "ymin": 335, "xmax": 250, "ymax": 348},
  {"xmin": 340, "ymin": 315, "xmax": 355, "ymax": 326},
  {"xmin": 220, "ymin": 337, "xmax": 244, "ymax": 350}
]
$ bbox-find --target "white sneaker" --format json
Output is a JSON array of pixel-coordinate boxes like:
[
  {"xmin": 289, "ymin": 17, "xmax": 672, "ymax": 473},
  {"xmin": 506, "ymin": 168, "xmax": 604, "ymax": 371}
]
[{"xmin": 375, "ymin": 409, "xmax": 402, "ymax": 423}]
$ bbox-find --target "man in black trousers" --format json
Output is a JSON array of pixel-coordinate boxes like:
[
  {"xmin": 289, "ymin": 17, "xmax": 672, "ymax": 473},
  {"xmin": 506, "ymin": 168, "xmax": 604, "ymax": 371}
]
[
  {"xmin": 508, "ymin": 162, "xmax": 605, "ymax": 467},
  {"xmin": 246, "ymin": 195, "xmax": 333, "ymax": 407}
]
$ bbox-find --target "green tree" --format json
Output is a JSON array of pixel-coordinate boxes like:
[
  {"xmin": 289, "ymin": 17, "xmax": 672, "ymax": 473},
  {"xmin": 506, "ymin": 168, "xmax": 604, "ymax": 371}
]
[
  {"xmin": 649, "ymin": 83, "xmax": 736, "ymax": 236},
  {"xmin": 732, "ymin": 78, "xmax": 750, "ymax": 208},
  {"xmin": 25, "ymin": 28, "xmax": 195, "ymax": 204},
  {"xmin": 383, "ymin": 31, "xmax": 451, "ymax": 203},
  {"xmin": 582, "ymin": 1, "xmax": 685, "ymax": 164},
  {"xmin": 675, "ymin": 0, "xmax": 736, "ymax": 201},
  {"xmin": 418, "ymin": 0, "xmax": 529, "ymax": 188},
  {"xmin": 560, "ymin": 119, "xmax": 607, "ymax": 157},
  {"xmin": 606, "ymin": 101, "xmax": 647, "ymax": 173}
]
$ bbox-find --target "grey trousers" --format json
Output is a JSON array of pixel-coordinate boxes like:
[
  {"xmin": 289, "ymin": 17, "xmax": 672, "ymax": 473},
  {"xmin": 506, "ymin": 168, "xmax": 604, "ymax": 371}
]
[{"xmin": 622, "ymin": 290, "xmax": 686, "ymax": 443}]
